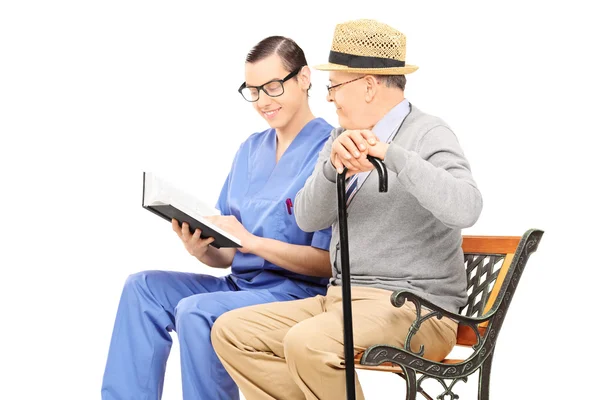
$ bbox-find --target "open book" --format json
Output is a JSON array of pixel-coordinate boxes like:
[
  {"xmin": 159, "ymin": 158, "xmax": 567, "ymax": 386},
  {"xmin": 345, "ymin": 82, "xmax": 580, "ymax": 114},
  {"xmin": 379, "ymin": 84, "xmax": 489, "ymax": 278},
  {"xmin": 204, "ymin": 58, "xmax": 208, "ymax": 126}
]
[{"xmin": 142, "ymin": 172, "xmax": 241, "ymax": 248}]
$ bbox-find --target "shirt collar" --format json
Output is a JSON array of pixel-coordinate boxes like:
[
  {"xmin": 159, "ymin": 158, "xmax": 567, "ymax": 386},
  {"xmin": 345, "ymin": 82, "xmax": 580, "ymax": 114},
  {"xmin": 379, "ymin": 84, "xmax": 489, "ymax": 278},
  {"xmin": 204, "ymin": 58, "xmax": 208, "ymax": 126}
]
[{"xmin": 371, "ymin": 98, "xmax": 410, "ymax": 143}]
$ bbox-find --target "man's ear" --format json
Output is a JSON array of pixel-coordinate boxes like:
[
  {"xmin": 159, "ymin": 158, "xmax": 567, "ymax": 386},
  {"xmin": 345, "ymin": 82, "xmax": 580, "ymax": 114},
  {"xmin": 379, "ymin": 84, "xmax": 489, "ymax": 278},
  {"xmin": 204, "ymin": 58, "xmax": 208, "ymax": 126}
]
[
  {"xmin": 364, "ymin": 75, "xmax": 378, "ymax": 103},
  {"xmin": 298, "ymin": 66, "xmax": 312, "ymax": 91}
]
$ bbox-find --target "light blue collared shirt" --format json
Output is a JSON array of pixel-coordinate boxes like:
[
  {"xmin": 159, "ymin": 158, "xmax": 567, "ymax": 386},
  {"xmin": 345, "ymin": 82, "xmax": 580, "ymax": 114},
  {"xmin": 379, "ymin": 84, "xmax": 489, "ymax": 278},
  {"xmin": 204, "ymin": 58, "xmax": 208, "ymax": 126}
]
[{"xmin": 354, "ymin": 98, "xmax": 410, "ymax": 190}]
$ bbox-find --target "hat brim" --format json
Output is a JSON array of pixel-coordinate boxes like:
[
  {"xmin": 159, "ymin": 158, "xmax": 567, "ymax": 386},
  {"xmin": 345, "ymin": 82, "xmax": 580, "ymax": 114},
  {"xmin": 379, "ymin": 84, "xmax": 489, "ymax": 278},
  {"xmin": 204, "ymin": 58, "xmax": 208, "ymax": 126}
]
[{"xmin": 313, "ymin": 62, "xmax": 418, "ymax": 75}]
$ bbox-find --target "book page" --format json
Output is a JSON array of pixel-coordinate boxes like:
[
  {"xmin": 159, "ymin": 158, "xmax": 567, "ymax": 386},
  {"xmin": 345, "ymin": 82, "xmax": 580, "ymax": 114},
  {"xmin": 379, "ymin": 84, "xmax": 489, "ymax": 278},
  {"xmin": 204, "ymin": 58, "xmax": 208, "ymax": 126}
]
[{"xmin": 144, "ymin": 172, "xmax": 220, "ymax": 217}]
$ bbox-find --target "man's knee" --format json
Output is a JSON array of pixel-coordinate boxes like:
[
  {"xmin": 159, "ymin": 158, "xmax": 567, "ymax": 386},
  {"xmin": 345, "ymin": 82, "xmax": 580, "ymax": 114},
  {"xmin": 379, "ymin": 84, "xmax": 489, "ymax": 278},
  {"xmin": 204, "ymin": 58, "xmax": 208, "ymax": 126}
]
[
  {"xmin": 123, "ymin": 270, "xmax": 165, "ymax": 296},
  {"xmin": 283, "ymin": 323, "xmax": 328, "ymax": 364},
  {"xmin": 174, "ymin": 295, "xmax": 203, "ymax": 328},
  {"xmin": 211, "ymin": 309, "xmax": 245, "ymax": 355},
  {"xmin": 175, "ymin": 292, "xmax": 239, "ymax": 330}
]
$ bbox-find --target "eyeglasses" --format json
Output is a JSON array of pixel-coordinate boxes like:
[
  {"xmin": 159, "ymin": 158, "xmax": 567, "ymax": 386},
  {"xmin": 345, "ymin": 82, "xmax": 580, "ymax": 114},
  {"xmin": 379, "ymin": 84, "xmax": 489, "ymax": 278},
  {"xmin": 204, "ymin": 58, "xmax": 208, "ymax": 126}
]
[
  {"xmin": 238, "ymin": 67, "xmax": 303, "ymax": 102},
  {"xmin": 326, "ymin": 76, "xmax": 365, "ymax": 95}
]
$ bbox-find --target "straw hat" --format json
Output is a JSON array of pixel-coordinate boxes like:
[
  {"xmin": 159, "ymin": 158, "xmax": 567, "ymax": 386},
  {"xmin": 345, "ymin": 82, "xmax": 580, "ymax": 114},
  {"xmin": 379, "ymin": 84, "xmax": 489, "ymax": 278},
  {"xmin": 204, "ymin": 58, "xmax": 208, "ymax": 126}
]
[{"xmin": 314, "ymin": 19, "xmax": 418, "ymax": 75}]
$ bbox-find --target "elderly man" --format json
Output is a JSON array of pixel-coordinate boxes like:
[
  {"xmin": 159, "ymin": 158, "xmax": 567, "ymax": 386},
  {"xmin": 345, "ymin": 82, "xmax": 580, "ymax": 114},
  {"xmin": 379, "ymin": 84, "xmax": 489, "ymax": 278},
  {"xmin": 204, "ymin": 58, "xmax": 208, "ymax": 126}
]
[{"xmin": 211, "ymin": 19, "xmax": 483, "ymax": 400}]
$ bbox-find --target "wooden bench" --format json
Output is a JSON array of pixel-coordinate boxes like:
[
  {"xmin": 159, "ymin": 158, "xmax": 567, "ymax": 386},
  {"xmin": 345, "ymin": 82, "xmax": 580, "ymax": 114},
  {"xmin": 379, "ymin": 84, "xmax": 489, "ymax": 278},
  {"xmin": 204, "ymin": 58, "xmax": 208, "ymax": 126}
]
[{"xmin": 353, "ymin": 229, "xmax": 544, "ymax": 399}]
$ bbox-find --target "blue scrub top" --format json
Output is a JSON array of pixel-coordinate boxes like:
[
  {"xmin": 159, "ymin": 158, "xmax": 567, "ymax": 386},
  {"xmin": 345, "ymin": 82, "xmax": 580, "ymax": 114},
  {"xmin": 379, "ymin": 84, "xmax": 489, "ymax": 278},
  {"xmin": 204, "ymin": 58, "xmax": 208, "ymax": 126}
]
[{"xmin": 216, "ymin": 117, "xmax": 334, "ymax": 297}]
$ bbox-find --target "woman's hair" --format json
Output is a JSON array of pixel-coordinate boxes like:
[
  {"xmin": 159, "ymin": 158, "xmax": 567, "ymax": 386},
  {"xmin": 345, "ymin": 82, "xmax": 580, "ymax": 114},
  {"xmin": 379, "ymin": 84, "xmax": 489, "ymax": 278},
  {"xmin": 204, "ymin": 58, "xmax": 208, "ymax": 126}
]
[{"xmin": 246, "ymin": 36, "xmax": 308, "ymax": 73}]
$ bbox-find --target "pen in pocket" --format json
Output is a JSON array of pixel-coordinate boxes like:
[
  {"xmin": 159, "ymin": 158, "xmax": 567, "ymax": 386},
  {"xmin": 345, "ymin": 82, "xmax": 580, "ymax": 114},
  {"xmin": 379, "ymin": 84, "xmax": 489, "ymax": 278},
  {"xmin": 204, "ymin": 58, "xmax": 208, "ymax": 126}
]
[{"xmin": 285, "ymin": 198, "xmax": 293, "ymax": 215}]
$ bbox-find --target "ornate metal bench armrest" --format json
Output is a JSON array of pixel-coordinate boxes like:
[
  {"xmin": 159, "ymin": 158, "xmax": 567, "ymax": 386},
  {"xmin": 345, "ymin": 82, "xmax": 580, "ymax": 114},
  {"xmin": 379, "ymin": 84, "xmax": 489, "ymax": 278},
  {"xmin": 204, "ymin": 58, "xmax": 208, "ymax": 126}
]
[
  {"xmin": 391, "ymin": 290, "xmax": 494, "ymax": 324},
  {"xmin": 390, "ymin": 290, "xmax": 494, "ymax": 356}
]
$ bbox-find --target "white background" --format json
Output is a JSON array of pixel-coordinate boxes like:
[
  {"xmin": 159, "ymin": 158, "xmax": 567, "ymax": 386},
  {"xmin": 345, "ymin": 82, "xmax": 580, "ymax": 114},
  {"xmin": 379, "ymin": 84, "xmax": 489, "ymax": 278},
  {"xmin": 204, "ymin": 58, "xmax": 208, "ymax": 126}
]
[{"xmin": 1, "ymin": 1, "xmax": 598, "ymax": 399}]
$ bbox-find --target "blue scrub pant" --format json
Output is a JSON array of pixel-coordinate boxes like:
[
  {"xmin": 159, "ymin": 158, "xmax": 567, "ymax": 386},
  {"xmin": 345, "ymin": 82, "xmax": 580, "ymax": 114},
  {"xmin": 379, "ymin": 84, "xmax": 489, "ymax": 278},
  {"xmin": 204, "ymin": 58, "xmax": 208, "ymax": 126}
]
[{"xmin": 101, "ymin": 270, "xmax": 300, "ymax": 400}]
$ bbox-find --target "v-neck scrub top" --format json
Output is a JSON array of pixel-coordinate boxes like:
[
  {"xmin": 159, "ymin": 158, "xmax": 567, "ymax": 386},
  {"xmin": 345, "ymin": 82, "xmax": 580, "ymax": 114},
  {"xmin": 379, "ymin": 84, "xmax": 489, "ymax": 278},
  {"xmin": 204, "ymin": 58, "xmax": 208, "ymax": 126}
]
[{"xmin": 216, "ymin": 117, "xmax": 334, "ymax": 297}]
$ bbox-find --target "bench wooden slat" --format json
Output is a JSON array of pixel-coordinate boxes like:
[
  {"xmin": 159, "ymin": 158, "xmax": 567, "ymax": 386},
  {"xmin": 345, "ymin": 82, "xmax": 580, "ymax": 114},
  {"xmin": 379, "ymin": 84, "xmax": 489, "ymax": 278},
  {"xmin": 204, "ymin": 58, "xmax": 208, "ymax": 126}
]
[{"xmin": 461, "ymin": 236, "xmax": 520, "ymax": 254}]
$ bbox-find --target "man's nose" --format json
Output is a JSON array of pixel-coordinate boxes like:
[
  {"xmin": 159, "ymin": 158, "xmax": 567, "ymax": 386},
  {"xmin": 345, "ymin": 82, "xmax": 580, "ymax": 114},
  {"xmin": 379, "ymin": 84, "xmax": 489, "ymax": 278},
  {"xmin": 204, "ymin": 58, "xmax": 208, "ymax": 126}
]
[
  {"xmin": 326, "ymin": 91, "xmax": 334, "ymax": 103},
  {"xmin": 257, "ymin": 90, "xmax": 273, "ymax": 107}
]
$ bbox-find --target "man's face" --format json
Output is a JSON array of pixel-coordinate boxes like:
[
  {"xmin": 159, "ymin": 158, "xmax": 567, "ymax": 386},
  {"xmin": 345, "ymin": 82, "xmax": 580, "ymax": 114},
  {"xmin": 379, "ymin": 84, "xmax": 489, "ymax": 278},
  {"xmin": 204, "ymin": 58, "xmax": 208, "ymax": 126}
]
[
  {"xmin": 244, "ymin": 54, "xmax": 304, "ymax": 131},
  {"xmin": 326, "ymin": 71, "xmax": 368, "ymax": 130}
]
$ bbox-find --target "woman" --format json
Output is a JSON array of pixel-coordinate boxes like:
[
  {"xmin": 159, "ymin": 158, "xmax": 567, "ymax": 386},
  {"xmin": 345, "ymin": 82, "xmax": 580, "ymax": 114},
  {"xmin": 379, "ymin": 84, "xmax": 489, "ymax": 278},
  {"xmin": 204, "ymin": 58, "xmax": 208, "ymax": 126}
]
[{"xmin": 101, "ymin": 37, "xmax": 334, "ymax": 400}]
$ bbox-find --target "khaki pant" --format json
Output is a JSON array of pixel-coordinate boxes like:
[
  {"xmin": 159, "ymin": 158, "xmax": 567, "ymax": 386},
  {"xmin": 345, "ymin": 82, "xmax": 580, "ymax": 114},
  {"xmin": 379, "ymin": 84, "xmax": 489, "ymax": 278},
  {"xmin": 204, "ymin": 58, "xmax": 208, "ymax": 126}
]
[{"xmin": 212, "ymin": 286, "xmax": 457, "ymax": 400}]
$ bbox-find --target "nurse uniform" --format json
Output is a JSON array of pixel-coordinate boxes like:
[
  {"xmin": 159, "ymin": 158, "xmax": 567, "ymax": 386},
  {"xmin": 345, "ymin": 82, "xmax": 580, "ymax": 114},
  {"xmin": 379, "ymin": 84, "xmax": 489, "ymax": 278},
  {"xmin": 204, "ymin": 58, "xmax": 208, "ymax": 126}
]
[{"xmin": 101, "ymin": 117, "xmax": 334, "ymax": 400}]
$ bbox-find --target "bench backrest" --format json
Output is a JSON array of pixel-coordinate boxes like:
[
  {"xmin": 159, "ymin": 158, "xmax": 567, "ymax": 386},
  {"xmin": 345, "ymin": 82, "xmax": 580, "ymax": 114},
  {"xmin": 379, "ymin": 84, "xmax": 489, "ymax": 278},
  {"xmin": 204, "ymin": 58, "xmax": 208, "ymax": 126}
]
[{"xmin": 457, "ymin": 235, "xmax": 522, "ymax": 346}]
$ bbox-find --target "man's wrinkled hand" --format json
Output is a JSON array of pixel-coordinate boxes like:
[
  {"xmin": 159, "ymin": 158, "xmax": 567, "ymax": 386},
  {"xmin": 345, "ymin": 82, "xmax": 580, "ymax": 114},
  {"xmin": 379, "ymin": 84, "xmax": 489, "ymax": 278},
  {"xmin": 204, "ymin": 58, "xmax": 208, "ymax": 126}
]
[{"xmin": 330, "ymin": 129, "xmax": 387, "ymax": 177}]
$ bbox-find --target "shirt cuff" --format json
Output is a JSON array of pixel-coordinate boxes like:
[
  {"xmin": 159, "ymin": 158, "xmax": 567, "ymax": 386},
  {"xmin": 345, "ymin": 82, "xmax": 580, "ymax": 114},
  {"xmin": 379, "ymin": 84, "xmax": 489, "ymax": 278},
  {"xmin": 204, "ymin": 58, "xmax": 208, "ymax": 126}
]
[{"xmin": 310, "ymin": 228, "xmax": 332, "ymax": 251}]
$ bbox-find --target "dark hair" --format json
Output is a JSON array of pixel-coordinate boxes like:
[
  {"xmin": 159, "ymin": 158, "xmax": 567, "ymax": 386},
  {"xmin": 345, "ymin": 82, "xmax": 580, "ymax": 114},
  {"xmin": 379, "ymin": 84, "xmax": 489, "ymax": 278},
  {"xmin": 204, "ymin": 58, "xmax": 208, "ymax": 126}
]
[
  {"xmin": 376, "ymin": 75, "xmax": 407, "ymax": 91},
  {"xmin": 246, "ymin": 36, "xmax": 311, "ymax": 92},
  {"xmin": 246, "ymin": 36, "xmax": 308, "ymax": 71}
]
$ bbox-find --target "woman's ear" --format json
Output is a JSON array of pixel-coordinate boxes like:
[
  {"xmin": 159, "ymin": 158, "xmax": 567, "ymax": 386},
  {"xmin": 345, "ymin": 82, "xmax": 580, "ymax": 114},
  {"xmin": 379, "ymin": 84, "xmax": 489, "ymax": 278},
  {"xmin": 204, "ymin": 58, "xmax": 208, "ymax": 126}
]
[{"xmin": 298, "ymin": 66, "xmax": 312, "ymax": 91}]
